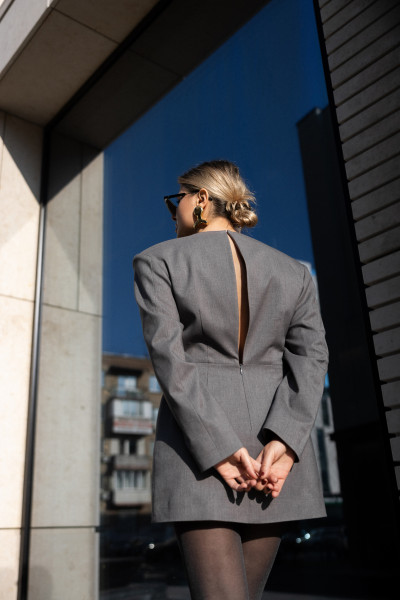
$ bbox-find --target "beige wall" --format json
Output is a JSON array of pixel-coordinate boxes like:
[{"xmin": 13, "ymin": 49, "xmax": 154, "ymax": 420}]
[
  {"xmin": 0, "ymin": 117, "xmax": 103, "ymax": 599},
  {"xmin": 0, "ymin": 111, "xmax": 42, "ymax": 599},
  {"xmin": 28, "ymin": 133, "xmax": 103, "ymax": 600}
]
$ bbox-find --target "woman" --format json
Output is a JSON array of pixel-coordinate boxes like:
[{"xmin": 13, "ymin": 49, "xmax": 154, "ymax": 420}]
[{"xmin": 133, "ymin": 160, "xmax": 328, "ymax": 599}]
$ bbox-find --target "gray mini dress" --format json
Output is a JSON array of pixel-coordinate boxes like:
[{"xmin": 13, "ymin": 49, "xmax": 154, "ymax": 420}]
[{"xmin": 133, "ymin": 229, "xmax": 328, "ymax": 524}]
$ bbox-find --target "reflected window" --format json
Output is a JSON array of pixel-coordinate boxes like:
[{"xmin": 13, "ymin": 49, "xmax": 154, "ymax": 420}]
[
  {"xmin": 149, "ymin": 375, "xmax": 161, "ymax": 393},
  {"xmin": 117, "ymin": 375, "xmax": 137, "ymax": 396}
]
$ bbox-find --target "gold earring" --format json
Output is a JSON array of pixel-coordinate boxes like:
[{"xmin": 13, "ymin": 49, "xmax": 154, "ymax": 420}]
[{"xmin": 193, "ymin": 205, "xmax": 207, "ymax": 229}]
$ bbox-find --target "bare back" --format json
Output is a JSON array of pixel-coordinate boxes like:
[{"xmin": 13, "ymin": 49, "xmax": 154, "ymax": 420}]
[{"xmin": 227, "ymin": 233, "xmax": 249, "ymax": 363}]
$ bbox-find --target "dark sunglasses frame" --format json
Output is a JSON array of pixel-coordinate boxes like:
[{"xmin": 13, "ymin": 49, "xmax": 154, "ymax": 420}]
[{"xmin": 164, "ymin": 191, "xmax": 197, "ymax": 217}]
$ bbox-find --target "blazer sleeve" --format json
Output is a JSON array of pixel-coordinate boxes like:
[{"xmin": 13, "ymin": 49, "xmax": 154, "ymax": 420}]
[
  {"xmin": 262, "ymin": 264, "xmax": 329, "ymax": 462},
  {"xmin": 133, "ymin": 252, "xmax": 243, "ymax": 473}
]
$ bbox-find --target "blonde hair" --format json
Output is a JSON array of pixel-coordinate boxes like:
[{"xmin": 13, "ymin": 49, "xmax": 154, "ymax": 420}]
[{"xmin": 178, "ymin": 160, "xmax": 258, "ymax": 231}]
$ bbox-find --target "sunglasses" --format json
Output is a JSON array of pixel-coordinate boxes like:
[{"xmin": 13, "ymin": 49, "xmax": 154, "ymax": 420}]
[{"xmin": 164, "ymin": 192, "xmax": 197, "ymax": 217}]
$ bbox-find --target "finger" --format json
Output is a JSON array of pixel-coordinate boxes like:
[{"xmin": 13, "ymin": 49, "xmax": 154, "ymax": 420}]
[
  {"xmin": 253, "ymin": 480, "xmax": 266, "ymax": 491},
  {"xmin": 237, "ymin": 475, "xmax": 258, "ymax": 490},
  {"xmin": 269, "ymin": 478, "xmax": 286, "ymax": 497},
  {"xmin": 251, "ymin": 457, "xmax": 262, "ymax": 475},
  {"xmin": 236, "ymin": 471, "xmax": 254, "ymax": 485},
  {"xmin": 244, "ymin": 478, "xmax": 258, "ymax": 489},
  {"xmin": 226, "ymin": 477, "xmax": 247, "ymax": 492},
  {"xmin": 240, "ymin": 450, "xmax": 258, "ymax": 480},
  {"xmin": 260, "ymin": 450, "xmax": 275, "ymax": 480}
]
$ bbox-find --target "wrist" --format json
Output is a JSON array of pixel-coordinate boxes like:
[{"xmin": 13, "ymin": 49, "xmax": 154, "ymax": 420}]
[{"xmin": 268, "ymin": 439, "xmax": 287, "ymax": 453}]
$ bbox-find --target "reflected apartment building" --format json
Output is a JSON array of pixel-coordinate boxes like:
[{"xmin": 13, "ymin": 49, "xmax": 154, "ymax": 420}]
[{"xmin": 101, "ymin": 355, "xmax": 162, "ymax": 513}]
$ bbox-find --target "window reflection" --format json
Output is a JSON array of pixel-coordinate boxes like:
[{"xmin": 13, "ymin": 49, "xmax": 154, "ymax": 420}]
[{"xmin": 100, "ymin": 355, "xmax": 183, "ymax": 595}]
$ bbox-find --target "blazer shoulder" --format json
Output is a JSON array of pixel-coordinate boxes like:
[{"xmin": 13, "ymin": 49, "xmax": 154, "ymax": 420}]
[
  {"xmin": 240, "ymin": 233, "xmax": 307, "ymax": 277},
  {"xmin": 133, "ymin": 237, "xmax": 181, "ymax": 264},
  {"xmin": 133, "ymin": 232, "xmax": 221, "ymax": 264},
  {"xmin": 133, "ymin": 237, "xmax": 205, "ymax": 275}
]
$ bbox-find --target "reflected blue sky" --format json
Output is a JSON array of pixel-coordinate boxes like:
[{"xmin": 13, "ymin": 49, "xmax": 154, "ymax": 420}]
[{"xmin": 103, "ymin": 0, "xmax": 328, "ymax": 356}]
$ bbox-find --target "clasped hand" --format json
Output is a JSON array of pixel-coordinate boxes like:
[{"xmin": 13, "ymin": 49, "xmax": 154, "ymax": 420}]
[{"xmin": 214, "ymin": 441, "xmax": 296, "ymax": 498}]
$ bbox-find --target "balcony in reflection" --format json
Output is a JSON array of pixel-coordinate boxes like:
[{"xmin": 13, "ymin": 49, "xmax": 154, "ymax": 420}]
[{"xmin": 101, "ymin": 355, "xmax": 160, "ymax": 514}]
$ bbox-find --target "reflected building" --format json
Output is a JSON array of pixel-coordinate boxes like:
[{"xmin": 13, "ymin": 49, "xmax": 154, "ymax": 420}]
[
  {"xmin": 101, "ymin": 354, "xmax": 162, "ymax": 513},
  {"xmin": 312, "ymin": 383, "xmax": 341, "ymax": 497},
  {"xmin": 299, "ymin": 261, "xmax": 341, "ymax": 500}
]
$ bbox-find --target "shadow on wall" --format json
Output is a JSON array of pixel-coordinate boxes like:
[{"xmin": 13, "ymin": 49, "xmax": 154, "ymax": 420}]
[
  {"xmin": 47, "ymin": 131, "xmax": 101, "ymax": 203},
  {"xmin": 0, "ymin": 113, "xmax": 42, "ymax": 248},
  {"xmin": 28, "ymin": 566, "xmax": 53, "ymax": 599}
]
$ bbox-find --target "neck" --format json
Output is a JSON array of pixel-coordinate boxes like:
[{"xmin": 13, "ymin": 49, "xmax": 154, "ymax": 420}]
[{"xmin": 198, "ymin": 217, "xmax": 236, "ymax": 233}]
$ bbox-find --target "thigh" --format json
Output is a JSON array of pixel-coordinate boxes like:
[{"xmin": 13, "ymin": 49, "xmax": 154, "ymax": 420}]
[
  {"xmin": 239, "ymin": 522, "xmax": 286, "ymax": 600},
  {"xmin": 174, "ymin": 521, "xmax": 249, "ymax": 600}
]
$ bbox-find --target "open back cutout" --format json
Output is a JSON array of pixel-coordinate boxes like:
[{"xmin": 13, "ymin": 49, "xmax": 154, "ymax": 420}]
[{"xmin": 227, "ymin": 232, "xmax": 249, "ymax": 363}]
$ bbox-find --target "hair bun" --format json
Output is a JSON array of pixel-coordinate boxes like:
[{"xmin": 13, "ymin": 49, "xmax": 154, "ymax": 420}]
[
  {"xmin": 225, "ymin": 197, "xmax": 257, "ymax": 229},
  {"xmin": 178, "ymin": 160, "xmax": 258, "ymax": 230}
]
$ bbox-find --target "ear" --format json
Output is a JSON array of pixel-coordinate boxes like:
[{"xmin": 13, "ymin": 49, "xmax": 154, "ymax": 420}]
[{"xmin": 197, "ymin": 188, "xmax": 210, "ymax": 206}]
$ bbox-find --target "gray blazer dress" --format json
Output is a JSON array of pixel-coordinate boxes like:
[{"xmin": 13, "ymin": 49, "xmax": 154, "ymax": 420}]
[{"xmin": 133, "ymin": 229, "xmax": 329, "ymax": 524}]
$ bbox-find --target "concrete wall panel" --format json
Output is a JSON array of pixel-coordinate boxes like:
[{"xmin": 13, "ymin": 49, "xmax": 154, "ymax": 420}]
[
  {"xmin": 32, "ymin": 304, "xmax": 100, "ymax": 527},
  {"xmin": 28, "ymin": 528, "xmax": 98, "ymax": 600},
  {"xmin": 0, "ymin": 529, "xmax": 20, "ymax": 600},
  {"xmin": 0, "ymin": 0, "xmax": 51, "ymax": 76},
  {"xmin": 42, "ymin": 140, "xmax": 81, "ymax": 311},
  {"xmin": 29, "ymin": 135, "xmax": 103, "ymax": 597},
  {"xmin": 0, "ymin": 113, "xmax": 41, "ymax": 301},
  {"xmin": 79, "ymin": 148, "xmax": 103, "ymax": 315},
  {"xmin": 0, "ymin": 295, "xmax": 34, "ymax": 528},
  {"xmin": 0, "ymin": 110, "xmax": 42, "ymax": 598},
  {"xmin": 0, "ymin": 112, "xmax": 42, "ymax": 531}
]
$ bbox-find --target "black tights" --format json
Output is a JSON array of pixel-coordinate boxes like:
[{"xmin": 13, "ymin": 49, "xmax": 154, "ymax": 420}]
[{"xmin": 174, "ymin": 521, "xmax": 285, "ymax": 600}]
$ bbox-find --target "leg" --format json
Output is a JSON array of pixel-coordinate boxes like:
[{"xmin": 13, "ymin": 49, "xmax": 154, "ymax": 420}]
[
  {"xmin": 174, "ymin": 521, "xmax": 250, "ymax": 600},
  {"xmin": 240, "ymin": 522, "xmax": 285, "ymax": 600}
]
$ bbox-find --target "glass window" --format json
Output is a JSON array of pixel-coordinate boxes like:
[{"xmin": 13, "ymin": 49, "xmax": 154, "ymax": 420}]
[
  {"xmin": 99, "ymin": 1, "xmax": 359, "ymax": 597},
  {"xmin": 149, "ymin": 375, "xmax": 161, "ymax": 393},
  {"xmin": 117, "ymin": 375, "xmax": 137, "ymax": 396}
]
